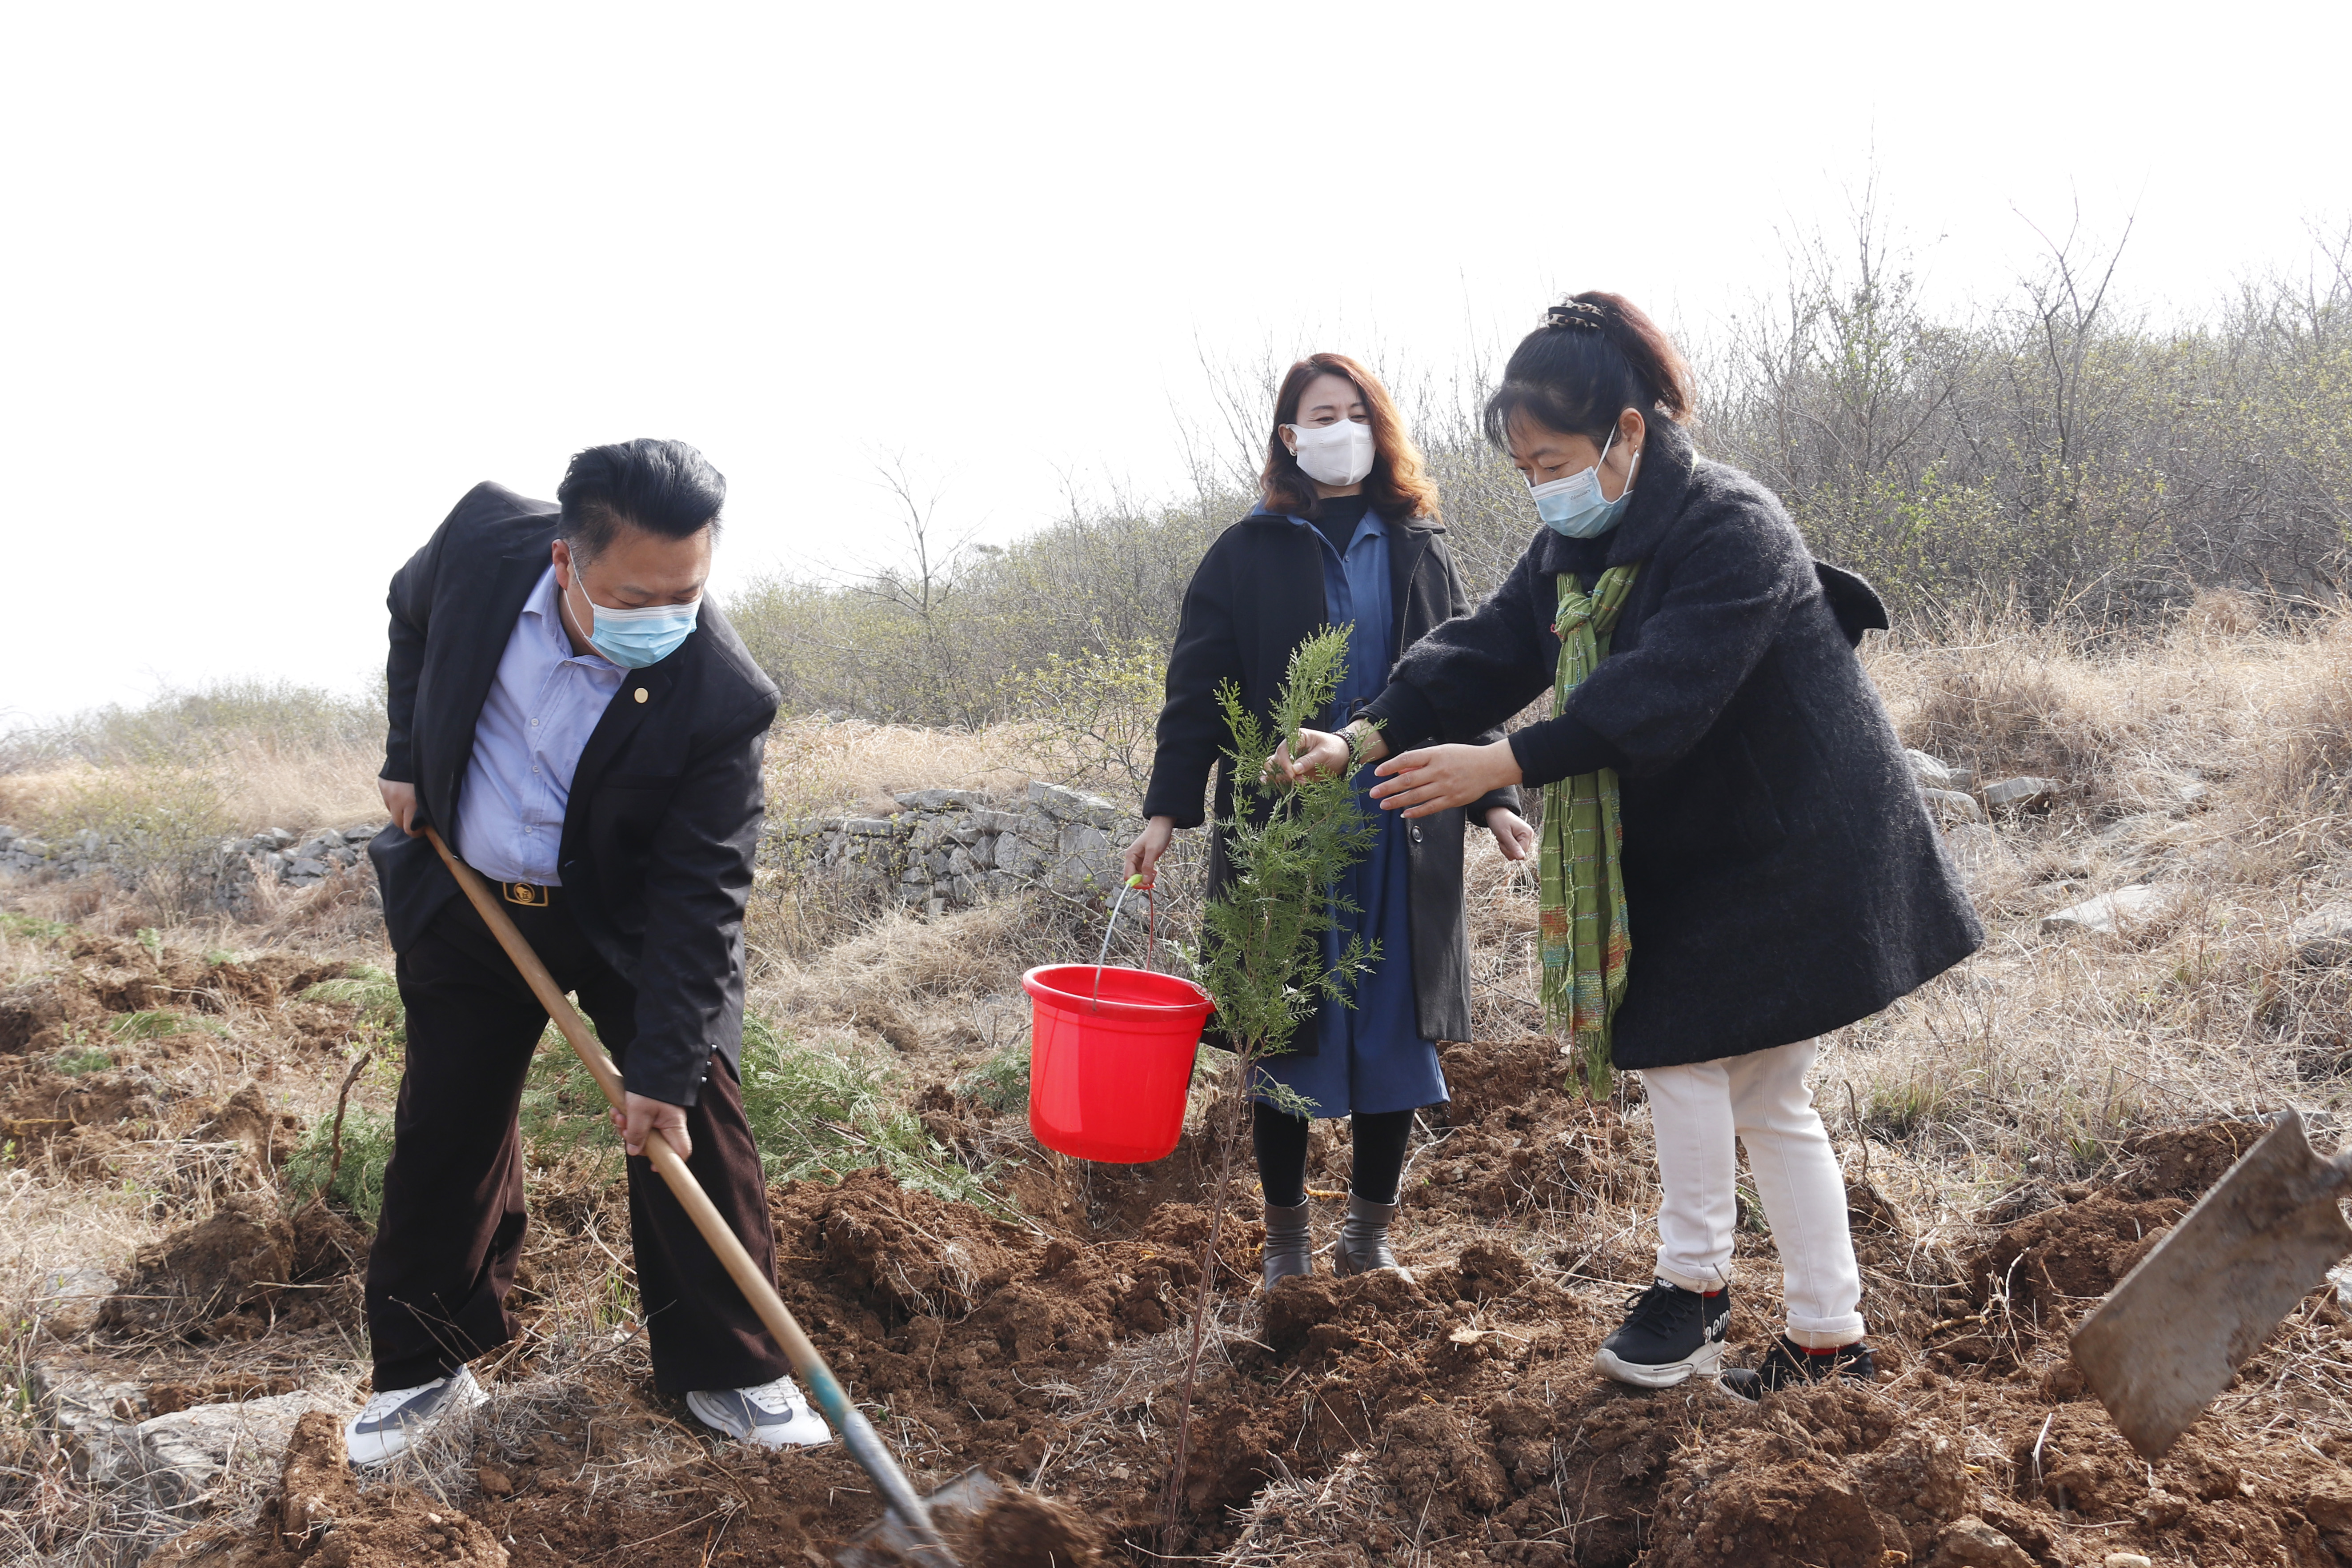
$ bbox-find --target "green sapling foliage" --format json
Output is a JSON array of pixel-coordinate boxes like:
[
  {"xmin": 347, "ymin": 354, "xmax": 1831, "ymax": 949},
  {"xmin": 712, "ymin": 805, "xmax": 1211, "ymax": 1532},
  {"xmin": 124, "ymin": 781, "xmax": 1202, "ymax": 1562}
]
[{"xmin": 1191, "ymin": 624, "xmax": 1378, "ymax": 1077}]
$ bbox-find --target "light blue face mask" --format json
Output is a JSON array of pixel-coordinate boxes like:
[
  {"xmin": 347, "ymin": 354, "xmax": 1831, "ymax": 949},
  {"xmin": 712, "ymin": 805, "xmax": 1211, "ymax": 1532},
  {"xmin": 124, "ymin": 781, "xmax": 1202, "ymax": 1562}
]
[
  {"xmin": 1529, "ymin": 425, "xmax": 1641, "ymax": 538},
  {"xmin": 568, "ymin": 575, "xmax": 701, "ymax": 668}
]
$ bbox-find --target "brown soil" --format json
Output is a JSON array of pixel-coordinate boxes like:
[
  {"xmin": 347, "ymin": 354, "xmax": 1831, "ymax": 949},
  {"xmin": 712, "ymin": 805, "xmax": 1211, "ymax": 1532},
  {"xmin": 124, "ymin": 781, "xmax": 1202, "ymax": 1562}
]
[{"xmin": 14, "ymin": 923, "xmax": 2352, "ymax": 1567}]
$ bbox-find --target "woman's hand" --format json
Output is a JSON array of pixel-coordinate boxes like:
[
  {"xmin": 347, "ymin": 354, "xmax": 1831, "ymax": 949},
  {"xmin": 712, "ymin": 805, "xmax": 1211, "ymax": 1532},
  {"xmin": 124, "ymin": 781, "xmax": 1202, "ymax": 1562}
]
[
  {"xmin": 1271, "ymin": 723, "xmax": 1384, "ymax": 786},
  {"xmin": 1486, "ymin": 807, "xmax": 1537, "ymax": 861},
  {"xmin": 1369, "ymin": 739, "xmax": 1525, "ymax": 818},
  {"xmin": 1122, "ymin": 816, "xmax": 1176, "ymax": 888}
]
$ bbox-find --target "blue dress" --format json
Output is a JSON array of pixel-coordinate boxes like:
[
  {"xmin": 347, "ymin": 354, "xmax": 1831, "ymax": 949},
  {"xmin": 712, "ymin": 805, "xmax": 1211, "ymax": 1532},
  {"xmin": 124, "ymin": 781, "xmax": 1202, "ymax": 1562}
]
[{"xmin": 1251, "ymin": 507, "xmax": 1450, "ymax": 1120}]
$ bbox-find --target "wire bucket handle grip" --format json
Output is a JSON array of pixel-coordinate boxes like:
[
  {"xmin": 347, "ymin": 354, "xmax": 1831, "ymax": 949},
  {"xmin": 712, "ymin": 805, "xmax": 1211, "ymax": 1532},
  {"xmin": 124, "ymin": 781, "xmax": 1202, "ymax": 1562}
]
[{"xmin": 1089, "ymin": 874, "xmax": 1157, "ymax": 1009}]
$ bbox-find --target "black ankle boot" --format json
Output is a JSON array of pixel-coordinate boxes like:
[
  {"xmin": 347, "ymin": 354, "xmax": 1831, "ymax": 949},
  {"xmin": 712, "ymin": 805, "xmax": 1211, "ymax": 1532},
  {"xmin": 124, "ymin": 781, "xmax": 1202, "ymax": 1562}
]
[
  {"xmin": 1720, "ymin": 1335, "xmax": 1876, "ymax": 1400},
  {"xmin": 1261, "ymin": 1200, "xmax": 1314, "ymax": 1289},
  {"xmin": 1593, "ymin": 1279, "xmax": 1731, "ymax": 1388}
]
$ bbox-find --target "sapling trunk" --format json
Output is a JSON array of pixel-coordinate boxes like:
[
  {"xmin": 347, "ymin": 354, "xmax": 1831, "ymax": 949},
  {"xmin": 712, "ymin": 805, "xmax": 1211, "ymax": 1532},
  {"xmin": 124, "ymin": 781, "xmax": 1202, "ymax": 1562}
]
[{"xmin": 1159, "ymin": 628, "xmax": 1376, "ymax": 1548}]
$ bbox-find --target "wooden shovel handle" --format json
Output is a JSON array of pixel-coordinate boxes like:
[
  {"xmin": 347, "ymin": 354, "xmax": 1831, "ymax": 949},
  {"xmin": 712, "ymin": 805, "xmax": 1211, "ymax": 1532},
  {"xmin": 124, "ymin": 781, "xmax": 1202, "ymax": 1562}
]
[{"xmin": 418, "ymin": 828, "xmax": 955, "ymax": 1558}]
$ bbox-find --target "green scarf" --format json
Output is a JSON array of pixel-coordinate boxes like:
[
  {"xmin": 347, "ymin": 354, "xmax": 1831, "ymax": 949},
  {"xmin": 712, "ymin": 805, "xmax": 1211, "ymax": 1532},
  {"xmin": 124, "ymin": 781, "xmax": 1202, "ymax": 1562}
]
[{"xmin": 1539, "ymin": 566, "xmax": 1639, "ymax": 1097}]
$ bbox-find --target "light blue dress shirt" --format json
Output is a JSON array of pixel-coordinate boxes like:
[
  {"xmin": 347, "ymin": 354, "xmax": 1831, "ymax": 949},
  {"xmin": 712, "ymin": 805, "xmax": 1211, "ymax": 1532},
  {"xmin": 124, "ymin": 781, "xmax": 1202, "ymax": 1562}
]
[{"xmin": 452, "ymin": 565, "xmax": 625, "ymax": 885}]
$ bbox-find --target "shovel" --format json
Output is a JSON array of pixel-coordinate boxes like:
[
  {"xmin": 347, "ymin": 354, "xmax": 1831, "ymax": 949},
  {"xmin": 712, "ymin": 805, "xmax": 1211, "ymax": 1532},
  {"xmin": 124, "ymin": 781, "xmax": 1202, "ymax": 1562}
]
[
  {"xmin": 423, "ymin": 828, "xmax": 1001, "ymax": 1563},
  {"xmin": 2070, "ymin": 1107, "xmax": 2352, "ymax": 1458}
]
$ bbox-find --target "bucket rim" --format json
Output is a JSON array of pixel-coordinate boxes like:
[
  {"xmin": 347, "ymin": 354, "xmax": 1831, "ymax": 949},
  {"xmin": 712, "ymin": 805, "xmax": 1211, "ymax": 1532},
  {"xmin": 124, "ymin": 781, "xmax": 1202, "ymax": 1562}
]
[{"xmin": 1022, "ymin": 963, "xmax": 1214, "ymax": 1017}]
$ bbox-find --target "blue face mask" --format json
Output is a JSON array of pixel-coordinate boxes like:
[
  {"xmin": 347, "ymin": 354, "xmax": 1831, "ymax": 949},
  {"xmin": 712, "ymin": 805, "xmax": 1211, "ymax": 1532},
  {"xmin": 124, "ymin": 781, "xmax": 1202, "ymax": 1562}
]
[
  {"xmin": 568, "ymin": 574, "xmax": 701, "ymax": 668},
  {"xmin": 1530, "ymin": 425, "xmax": 1641, "ymax": 538}
]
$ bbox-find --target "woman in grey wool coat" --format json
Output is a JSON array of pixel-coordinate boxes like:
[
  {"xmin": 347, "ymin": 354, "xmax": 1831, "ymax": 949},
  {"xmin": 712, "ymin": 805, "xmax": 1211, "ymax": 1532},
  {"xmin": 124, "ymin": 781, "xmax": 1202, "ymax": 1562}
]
[{"xmin": 1285, "ymin": 293, "xmax": 1983, "ymax": 1398}]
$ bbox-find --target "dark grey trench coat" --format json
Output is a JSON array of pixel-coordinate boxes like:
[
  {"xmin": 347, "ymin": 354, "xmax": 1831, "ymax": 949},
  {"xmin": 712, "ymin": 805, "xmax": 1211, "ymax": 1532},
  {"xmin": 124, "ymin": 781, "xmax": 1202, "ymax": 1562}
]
[{"xmin": 1371, "ymin": 421, "xmax": 1984, "ymax": 1070}]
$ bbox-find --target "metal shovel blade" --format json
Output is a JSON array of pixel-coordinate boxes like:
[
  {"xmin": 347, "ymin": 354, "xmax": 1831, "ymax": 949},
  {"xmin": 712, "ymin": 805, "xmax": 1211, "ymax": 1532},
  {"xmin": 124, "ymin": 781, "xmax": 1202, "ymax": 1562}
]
[
  {"xmin": 2071, "ymin": 1108, "xmax": 2352, "ymax": 1458},
  {"xmin": 834, "ymin": 1469, "xmax": 1006, "ymax": 1567}
]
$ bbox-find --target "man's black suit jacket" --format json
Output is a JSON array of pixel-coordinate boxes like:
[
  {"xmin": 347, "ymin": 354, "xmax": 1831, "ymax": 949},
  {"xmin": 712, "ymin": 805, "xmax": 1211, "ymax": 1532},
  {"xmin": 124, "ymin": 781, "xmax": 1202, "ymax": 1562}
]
[{"xmin": 368, "ymin": 481, "xmax": 781, "ymax": 1108}]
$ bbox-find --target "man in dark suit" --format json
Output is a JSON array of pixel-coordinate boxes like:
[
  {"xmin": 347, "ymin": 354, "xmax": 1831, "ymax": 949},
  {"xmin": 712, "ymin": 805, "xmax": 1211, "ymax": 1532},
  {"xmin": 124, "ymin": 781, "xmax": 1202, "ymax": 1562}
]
[{"xmin": 349, "ymin": 439, "xmax": 827, "ymax": 1464}]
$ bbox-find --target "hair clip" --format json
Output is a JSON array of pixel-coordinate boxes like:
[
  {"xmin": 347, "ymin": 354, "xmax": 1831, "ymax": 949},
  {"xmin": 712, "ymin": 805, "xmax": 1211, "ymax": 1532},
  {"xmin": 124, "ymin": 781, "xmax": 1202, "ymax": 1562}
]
[{"xmin": 1543, "ymin": 301, "xmax": 1605, "ymax": 331}]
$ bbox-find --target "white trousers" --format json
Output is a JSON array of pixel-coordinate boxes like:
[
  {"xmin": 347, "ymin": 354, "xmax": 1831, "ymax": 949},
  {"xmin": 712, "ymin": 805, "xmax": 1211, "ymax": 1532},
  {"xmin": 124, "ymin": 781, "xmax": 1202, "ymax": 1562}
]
[{"xmin": 1638, "ymin": 1039, "xmax": 1865, "ymax": 1348}]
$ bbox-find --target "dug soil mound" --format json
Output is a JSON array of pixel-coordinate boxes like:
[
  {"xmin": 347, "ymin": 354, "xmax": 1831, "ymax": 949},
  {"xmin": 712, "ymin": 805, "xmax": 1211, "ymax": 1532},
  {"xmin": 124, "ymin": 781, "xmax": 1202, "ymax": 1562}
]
[{"xmin": 23, "ymin": 960, "xmax": 2346, "ymax": 1568}]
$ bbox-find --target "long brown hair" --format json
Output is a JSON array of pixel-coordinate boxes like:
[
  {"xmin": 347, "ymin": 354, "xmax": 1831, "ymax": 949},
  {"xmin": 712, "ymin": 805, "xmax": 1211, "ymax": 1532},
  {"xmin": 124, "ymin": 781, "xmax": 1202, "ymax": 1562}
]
[{"xmin": 1259, "ymin": 353, "xmax": 1442, "ymax": 522}]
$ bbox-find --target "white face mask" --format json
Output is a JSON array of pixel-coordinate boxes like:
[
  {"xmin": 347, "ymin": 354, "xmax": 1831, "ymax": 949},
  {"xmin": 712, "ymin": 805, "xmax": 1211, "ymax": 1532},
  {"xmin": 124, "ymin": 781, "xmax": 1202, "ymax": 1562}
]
[{"xmin": 1286, "ymin": 418, "xmax": 1375, "ymax": 487}]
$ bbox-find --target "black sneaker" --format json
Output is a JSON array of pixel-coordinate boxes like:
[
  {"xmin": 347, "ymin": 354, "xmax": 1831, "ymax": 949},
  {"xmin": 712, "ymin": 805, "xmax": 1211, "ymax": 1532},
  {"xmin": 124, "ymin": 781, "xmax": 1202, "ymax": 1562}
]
[
  {"xmin": 1593, "ymin": 1279, "xmax": 1730, "ymax": 1388},
  {"xmin": 1719, "ymin": 1335, "xmax": 1877, "ymax": 1400}
]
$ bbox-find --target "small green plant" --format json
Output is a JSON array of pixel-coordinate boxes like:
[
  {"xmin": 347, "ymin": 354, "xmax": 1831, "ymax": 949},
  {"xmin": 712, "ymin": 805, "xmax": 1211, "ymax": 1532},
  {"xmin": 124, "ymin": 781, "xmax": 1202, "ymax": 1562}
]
[
  {"xmin": 0, "ymin": 912, "xmax": 71, "ymax": 943},
  {"xmin": 953, "ymin": 1042, "xmax": 1031, "ymax": 1115},
  {"xmin": 135, "ymin": 927, "xmax": 164, "ymax": 964},
  {"xmin": 301, "ymin": 966, "xmax": 405, "ymax": 1044},
  {"xmin": 596, "ymin": 1268, "xmax": 638, "ymax": 1331},
  {"xmin": 519, "ymin": 1029, "xmax": 623, "ymax": 1178},
  {"xmin": 108, "ymin": 1011, "xmax": 184, "ymax": 1041},
  {"xmin": 54, "ymin": 1045, "xmax": 113, "ymax": 1076},
  {"xmin": 739, "ymin": 1012, "xmax": 1006, "ymax": 1212},
  {"xmin": 282, "ymin": 1106, "xmax": 397, "ymax": 1225}
]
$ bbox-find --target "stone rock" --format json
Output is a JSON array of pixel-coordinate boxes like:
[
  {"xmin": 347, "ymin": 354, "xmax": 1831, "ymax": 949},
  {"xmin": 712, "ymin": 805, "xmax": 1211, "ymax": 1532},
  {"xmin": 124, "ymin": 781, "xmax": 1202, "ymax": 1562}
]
[
  {"xmin": 1907, "ymin": 749, "xmax": 1960, "ymax": 790},
  {"xmin": 969, "ymin": 808, "xmax": 1022, "ymax": 834},
  {"xmin": 1922, "ymin": 788, "xmax": 1983, "ymax": 823},
  {"xmin": 1047, "ymin": 823, "xmax": 1117, "ymax": 895},
  {"xmin": 30, "ymin": 1357, "xmax": 148, "ymax": 1484},
  {"xmin": 996, "ymin": 833, "xmax": 1050, "ymax": 879},
  {"xmin": 253, "ymin": 828, "xmax": 295, "ymax": 849},
  {"xmin": 950, "ymin": 874, "xmax": 980, "ymax": 904},
  {"xmin": 892, "ymin": 788, "xmax": 986, "ymax": 810},
  {"xmin": 30, "ymin": 1265, "xmax": 117, "ymax": 1340},
  {"xmin": 2102, "ymin": 1556, "xmax": 2154, "ymax": 1568},
  {"xmin": 947, "ymin": 847, "xmax": 977, "ymax": 878},
  {"xmin": 2042, "ymin": 884, "xmax": 2170, "ymax": 936},
  {"xmin": 842, "ymin": 817, "xmax": 899, "ymax": 836},
  {"xmin": 2292, "ymin": 904, "xmax": 2352, "ymax": 968},
  {"xmin": 138, "ymin": 1391, "xmax": 337, "ymax": 1519},
  {"xmin": 1927, "ymin": 1516, "xmax": 2035, "ymax": 1568},
  {"xmin": 1983, "ymin": 775, "xmax": 2065, "ymax": 810},
  {"xmin": 944, "ymin": 820, "xmax": 984, "ymax": 845},
  {"xmin": 966, "ymin": 834, "xmax": 998, "ymax": 871},
  {"xmin": 910, "ymin": 817, "xmax": 958, "ymax": 852},
  {"xmin": 924, "ymin": 897, "xmax": 947, "ymax": 918},
  {"xmin": 1028, "ymin": 781, "xmax": 1119, "ymax": 829}
]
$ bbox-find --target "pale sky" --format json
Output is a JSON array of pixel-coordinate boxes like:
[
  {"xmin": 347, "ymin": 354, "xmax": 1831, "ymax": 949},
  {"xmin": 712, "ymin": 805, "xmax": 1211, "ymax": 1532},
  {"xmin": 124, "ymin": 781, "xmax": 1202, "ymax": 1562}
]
[{"xmin": 4, "ymin": 0, "xmax": 2346, "ymax": 725}]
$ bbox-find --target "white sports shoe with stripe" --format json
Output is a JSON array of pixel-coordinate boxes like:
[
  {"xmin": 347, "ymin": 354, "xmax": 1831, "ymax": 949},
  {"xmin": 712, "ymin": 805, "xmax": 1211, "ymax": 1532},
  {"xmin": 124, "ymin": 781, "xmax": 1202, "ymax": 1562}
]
[
  {"xmin": 685, "ymin": 1375, "xmax": 833, "ymax": 1448},
  {"xmin": 345, "ymin": 1365, "xmax": 490, "ymax": 1467}
]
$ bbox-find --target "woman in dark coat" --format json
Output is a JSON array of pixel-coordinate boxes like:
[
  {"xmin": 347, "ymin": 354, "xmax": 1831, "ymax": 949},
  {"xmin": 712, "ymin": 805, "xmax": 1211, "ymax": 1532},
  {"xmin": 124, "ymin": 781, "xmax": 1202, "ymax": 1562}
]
[
  {"xmin": 1287, "ymin": 295, "xmax": 1983, "ymax": 1396},
  {"xmin": 1126, "ymin": 352, "xmax": 1533, "ymax": 1289}
]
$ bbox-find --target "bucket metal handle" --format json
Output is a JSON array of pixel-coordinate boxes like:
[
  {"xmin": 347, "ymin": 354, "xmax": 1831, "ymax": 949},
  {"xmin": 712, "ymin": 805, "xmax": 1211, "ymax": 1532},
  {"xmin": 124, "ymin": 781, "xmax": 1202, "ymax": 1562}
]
[{"xmin": 1089, "ymin": 874, "xmax": 1156, "ymax": 1009}]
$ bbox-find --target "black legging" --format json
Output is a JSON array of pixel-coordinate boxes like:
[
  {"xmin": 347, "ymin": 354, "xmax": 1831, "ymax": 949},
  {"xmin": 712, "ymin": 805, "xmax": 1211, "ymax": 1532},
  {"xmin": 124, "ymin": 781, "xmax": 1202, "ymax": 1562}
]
[{"xmin": 1253, "ymin": 1102, "xmax": 1414, "ymax": 1207}]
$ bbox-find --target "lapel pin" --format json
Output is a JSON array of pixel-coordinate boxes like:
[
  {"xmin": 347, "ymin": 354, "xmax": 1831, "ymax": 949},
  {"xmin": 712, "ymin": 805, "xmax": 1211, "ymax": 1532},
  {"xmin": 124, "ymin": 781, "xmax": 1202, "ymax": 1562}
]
[{"xmin": 634, "ymin": 688, "xmax": 648, "ymax": 703}]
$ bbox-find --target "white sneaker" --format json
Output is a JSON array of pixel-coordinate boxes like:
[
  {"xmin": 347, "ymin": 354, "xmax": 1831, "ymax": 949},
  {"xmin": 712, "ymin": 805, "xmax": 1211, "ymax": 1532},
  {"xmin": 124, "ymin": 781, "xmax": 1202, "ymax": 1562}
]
[
  {"xmin": 345, "ymin": 1365, "xmax": 489, "ymax": 1467},
  {"xmin": 685, "ymin": 1375, "xmax": 833, "ymax": 1448}
]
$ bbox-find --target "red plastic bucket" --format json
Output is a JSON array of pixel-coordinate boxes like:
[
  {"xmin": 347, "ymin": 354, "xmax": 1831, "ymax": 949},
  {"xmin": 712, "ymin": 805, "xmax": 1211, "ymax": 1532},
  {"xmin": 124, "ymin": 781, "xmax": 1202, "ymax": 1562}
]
[{"xmin": 1023, "ymin": 963, "xmax": 1214, "ymax": 1163}]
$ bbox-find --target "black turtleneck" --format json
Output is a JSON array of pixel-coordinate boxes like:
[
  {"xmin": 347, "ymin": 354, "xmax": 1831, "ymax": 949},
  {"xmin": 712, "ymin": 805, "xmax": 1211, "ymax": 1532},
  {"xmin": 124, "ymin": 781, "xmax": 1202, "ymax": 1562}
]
[{"xmin": 1309, "ymin": 493, "xmax": 1372, "ymax": 552}]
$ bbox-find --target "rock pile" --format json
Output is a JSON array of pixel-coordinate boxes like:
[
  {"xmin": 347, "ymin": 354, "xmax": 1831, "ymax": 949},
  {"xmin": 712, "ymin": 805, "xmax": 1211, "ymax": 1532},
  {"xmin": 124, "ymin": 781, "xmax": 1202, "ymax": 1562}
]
[
  {"xmin": 0, "ymin": 822, "xmax": 383, "ymax": 906},
  {"xmin": 773, "ymin": 782, "xmax": 1133, "ymax": 915}
]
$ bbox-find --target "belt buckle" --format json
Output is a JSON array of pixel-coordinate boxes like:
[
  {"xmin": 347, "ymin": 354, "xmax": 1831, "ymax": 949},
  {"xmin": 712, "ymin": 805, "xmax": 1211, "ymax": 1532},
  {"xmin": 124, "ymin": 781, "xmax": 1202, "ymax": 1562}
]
[{"xmin": 502, "ymin": 881, "xmax": 548, "ymax": 907}]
